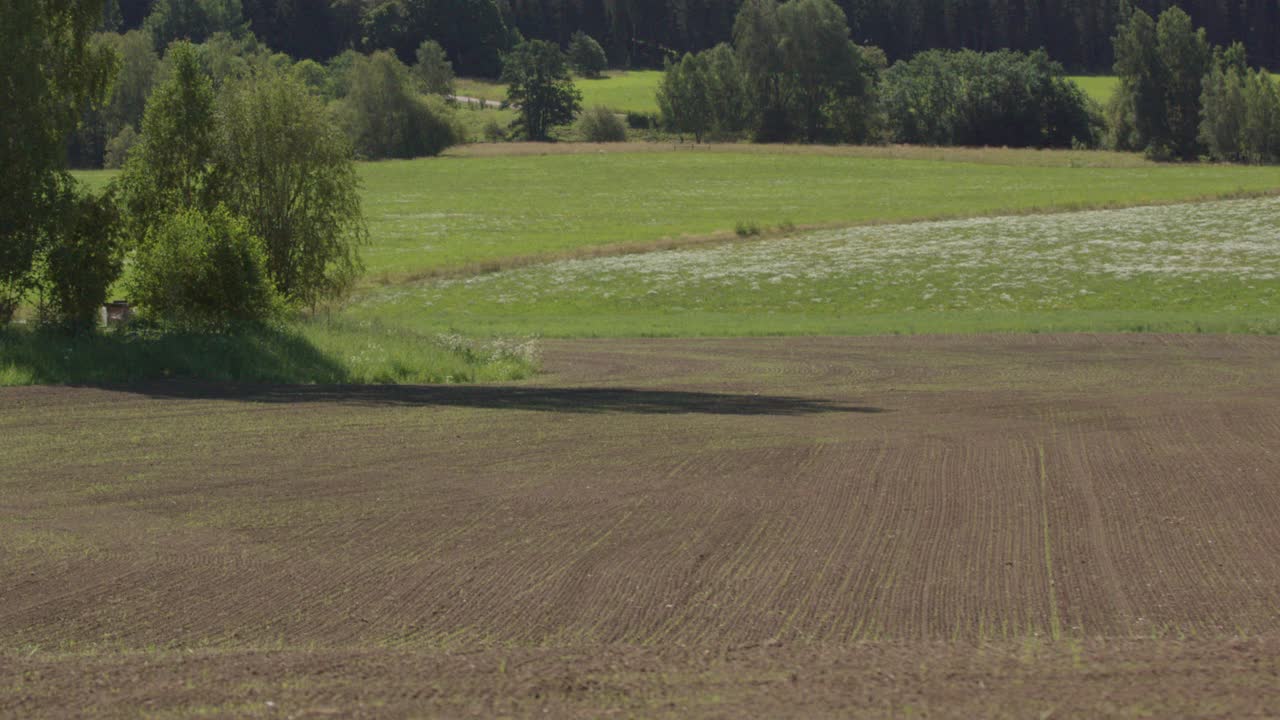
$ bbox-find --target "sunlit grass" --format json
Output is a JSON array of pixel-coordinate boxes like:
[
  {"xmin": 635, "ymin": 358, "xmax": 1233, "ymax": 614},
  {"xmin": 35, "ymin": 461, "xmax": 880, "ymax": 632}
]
[{"xmin": 348, "ymin": 197, "xmax": 1280, "ymax": 338}]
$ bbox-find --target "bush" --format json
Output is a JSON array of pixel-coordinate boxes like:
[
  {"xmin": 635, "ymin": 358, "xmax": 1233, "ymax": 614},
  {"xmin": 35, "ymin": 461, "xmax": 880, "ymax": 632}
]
[
  {"xmin": 413, "ymin": 39, "xmax": 455, "ymax": 96},
  {"xmin": 881, "ymin": 49, "xmax": 1099, "ymax": 148},
  {"xmin": 483, "ymin": 118, "xmax": 507, "ymax": 142},
  {"xmin": 129, "ymin": 205, "xmax": 279, "ymax": 329},
  {"xmin": 576, "ymin": 106, "xmax": 627, "ymax": 142},
  {"xmin": 625, "ymin": 111, "xmax": 658, "ymax": 130},
  {"xmin": 38, "ymin": 188, "xmax": 126, "ymax": 331},
  {"xmin": 335, "ymin": 51, "xmax": 464, "ymax": 159},
  {"xmin": 218, "ymin": 69, "xmax": 368, "ymax": 310},
  {"xmin": 567, "ymin": 31, "xmax": 608, "ymax": 78},
  {"xmin": 103, "ymin": 125, "xmax": 139, "ymax": 169}
]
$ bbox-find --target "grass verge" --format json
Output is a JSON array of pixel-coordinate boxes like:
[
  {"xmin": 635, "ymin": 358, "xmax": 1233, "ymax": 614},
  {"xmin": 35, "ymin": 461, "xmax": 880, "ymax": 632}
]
[{"xmin": 0, "ymin": 321, "xmax": 537, "ymax": 387}]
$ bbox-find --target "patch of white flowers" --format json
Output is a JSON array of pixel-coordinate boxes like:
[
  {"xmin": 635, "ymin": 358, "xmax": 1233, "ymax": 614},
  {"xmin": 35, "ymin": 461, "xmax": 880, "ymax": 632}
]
[{"xmin": 368, "ymin": 197, "xmax": 1280, "ymax": 313}]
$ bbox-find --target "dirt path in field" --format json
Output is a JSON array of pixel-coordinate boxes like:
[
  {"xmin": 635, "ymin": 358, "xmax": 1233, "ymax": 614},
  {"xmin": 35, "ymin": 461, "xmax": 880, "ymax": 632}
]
[{"xmin": 4, "ymin": 334, "xmax": 1280, "ymax": 717}]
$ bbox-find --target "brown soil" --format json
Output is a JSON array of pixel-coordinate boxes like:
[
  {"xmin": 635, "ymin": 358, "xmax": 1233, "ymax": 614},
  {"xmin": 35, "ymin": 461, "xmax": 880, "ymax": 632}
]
[{"xmin": 4, "ymin": 335, "xmax": 1280, "ymax": 717}]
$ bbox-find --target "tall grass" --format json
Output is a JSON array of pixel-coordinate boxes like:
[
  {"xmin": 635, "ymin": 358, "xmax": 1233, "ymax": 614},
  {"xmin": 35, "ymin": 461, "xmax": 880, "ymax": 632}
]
[{"xmin": 0, "ymin": 321, "xmax": 537, "ymax": 387}]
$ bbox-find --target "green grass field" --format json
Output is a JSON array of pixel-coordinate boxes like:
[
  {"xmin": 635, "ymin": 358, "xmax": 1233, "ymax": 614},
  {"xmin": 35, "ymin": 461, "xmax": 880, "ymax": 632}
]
[
  {"xmin": 348, "ymin": 195, "xmax": 1280, "ymax": 337},
  {"xmin": 59, "ymin": 144, "xmax": 1280, "ymax": 379},
  {"xmin": 456, "ymin": 70, "xmax": 663, "ymax": 114},
  {"xmin": 1066, "ymin": 75, "xmax": 1119, "ymax": 104},
  {"xmin": 465, "ymin": 72, "xmax": 1120, "ymax": 114},
  {"xmin": 355, "ymin": 148, "xmax": 1280, "ymax": 282}
]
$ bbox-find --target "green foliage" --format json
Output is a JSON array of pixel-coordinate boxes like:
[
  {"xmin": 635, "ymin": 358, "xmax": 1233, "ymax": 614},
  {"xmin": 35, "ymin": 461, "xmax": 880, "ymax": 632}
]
[
  {"xmin": 119, "ymin": 41, "xmax": 219, "ymax": 237},
  {"xmin": 733, "ymin": 0, "xmax": 788, "ymax": 140},
  {"xmin": 658, "ymin": 53, "xmax": 713, "ymax": 142},
  {"xmin": 567, "ymin": 31, "xmax": 608, "ymax": 78},
  {"xmin": 217, "ymin": 69, "xmax": 369, "ymax": 309},
  {"xmin": 726, "ymin": 0, "xmax": 877, "ymax": 143},
  {"xmin": 701, "ymin": 44, "xmax": 751, "ymax": 137},
  {"xmin": 37, "ymin": 187, "xmax": 126, "ymax": 331},
  {"xmin": 483, "ymin": 117, "xmax": 508, "ymax": 141},
  {"xmin": 1239, "ymin": 71, "xmax": 1280, "ymax": 163},
  {"xmin": 576, "ymin": 106, "xmax": 627, "ymax": 142},
  {"xmin": 143, "ymin": 0, "xmax": 246, "ymax": 48},
  {"xmin": 359, "ymin": 0, "xmax": 509, "ymax": 77},
  {"xmin": 1200, "ymin": 46, "xmax": 1280, "ymax": 165},
  {"xmin": 882, "ymin": 49, "xmax": 1099, "ymax": 148},
  {"xmin": 290, "ymin": 58, "xmax": 328, "ymax": 93},
  {"xmin": 334, "ymin": 50, "xmax": 464, "ymax": 159},
  {"xmin": 501, "ymin": 40, "xmax": 582, "ymax": 141},
  {"xmin": 194, "ymin": 31, "xmax": 289, "ymax": 86},
  {"xmin": 0, "ymin": 0, "xmax": 117, "ymax": 322},
  {"xmin": 68, "ymin": 29, "xmax": 159, "ymax": 168},
  {"xmin": 103, "ymin": 125, "xmax": 139, "ymax": 169},
  {"xmin": 1111, "ymin": 7, "xmax": 1211, "ymax": 160},
  {"xmin": 413, "ymin": 39, "xmax": 455, "ymax": 96},
  {"xmin": 128, "ymin": 205, "xmax": 280, "ymax": 329}
]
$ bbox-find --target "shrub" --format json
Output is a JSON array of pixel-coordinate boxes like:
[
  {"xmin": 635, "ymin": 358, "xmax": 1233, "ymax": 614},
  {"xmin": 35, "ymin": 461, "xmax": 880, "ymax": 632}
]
[
  {"xmin": 567, "ymin": 31, "xmax": 608, "ymax": 78},
  {"xmin": 38, "ymin": 188, "xmax": 126, "ymax": 331},
  {"xmin": 626, "ymin": 111, "xmax": 658, "ymax": 129},
  {"xmin": 413, "ymin": 40, "xmax": 455, "ymax": 97},
  {"xmin": 335, "ymin": 50, "xmax": 464, "ymax": 159},
  {"xmin": 129, "ymin": 205, "xmax": 279, "ymax": 329},
  {"xmin": 217, "ymin": 68, "xmax": 368, "ymax": 310},
  {"xmin": 103, "ymin": 125, "xmax": 139, "ymax": 169},
  {"xmin": 576, "ymin": 106, "xmax": 627, "ymax": 142},
  {"xmin": 881, "ymin": 49, "xmax": 1099, "ymax": 148},
  {"xmin": 483, "ymin": 118, "xmax": 507, "ymax": 142}
]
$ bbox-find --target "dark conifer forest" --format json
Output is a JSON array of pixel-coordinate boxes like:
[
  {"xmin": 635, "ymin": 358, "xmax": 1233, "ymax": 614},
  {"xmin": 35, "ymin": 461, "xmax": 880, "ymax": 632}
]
[{"xmin": 103, "ymin": 0, "xmax": 1280, "ymax": 74}]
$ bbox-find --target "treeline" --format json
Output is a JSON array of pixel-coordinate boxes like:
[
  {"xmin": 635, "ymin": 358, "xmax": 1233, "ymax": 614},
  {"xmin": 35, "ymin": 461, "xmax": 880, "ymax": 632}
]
[
  {"xmin": 68, "ymin": 30, "xmax": 470, "ymax": 168},
  {"xmin": 657, "ymin": 0, "xmax": 1099, "ymax": 148},
  {"xmin": 100, "ymin": 0, "xmax": 1280, "ymax": 75},
  {"xmin": 657, "ymin": 0, "xmax": 1280, "ymax": 161}
]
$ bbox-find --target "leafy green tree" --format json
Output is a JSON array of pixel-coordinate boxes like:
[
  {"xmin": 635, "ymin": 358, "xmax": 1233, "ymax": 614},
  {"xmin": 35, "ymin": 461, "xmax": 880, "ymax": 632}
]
[
  {"xmin": 217, "ymin": 69, "xmax": 369, "ymax": 309},
  {"xmin": 881, "ymin": 49, "xmax": 1098, "ymax": 148},
  {"xmin": 501, "ymin": 39, "xmax": 582, "ymax": 141},
  {"xmin": 144, "ymin": 0, "xmax": 246, "ymax": 47},
  {"xmin": 103, "ymin": 125, "xmax": 139, "ymax": 168},
  {"xmin": 195, "ymin": 31, "xmax": 289, "ymax": 86},
  {"xmin": 733, "ymin": 0, "xmax": 789, "ymax": 141},
  {"xmin": 1111, "ymin": 7, "xmax": 1210, "ymax": 160},
  {"xmin": 1240, "ymin": 70, "xmax": 1280, "ymax": 163},
  {"xmin": 567, "ymin": 31, "xmax": 608, "ymax": 78},
  {"xmin": 334, "ymin": 50, "xmax": 464, "ymax": 158},
  {"xmin": 1155, "ymin": 7, "xmax": 1211, "ymax": 159},
  {"xmin": 657, "ymin": 52, "xmax": 713, "ymax": 142},
  {"xmin": 702, "ymin": 43, "xmax": 751, "ymax": 136},
  {"xmin": 69, "ymin": 29, "xmax": 159, "ymax": 168},
  {"xmin": 1200, "ymin": 58, "xmax": 1248, "ymax": 161},
  {"xmin": 1, "ymin": 0, "xmax": 117, "ymax": 321},
  {"xmin": 777, "ymin": 0, "xmax": 864, "ymax": 142},
  {"xmin": 37, "ymin": 187, "xmax": 126, "ymax": 331},
  {"xmin": 413, "ymin": 39, "xmax": 455, "ymax": 96},
  {"xmin": 128, "ymin": 204, "xmax": 279, "ymax": 328},
  {"xmin": 360, "ymin": 0, "xmax": 508, "ymax": 77},
  {"xmin": 118, "ymin": 41, "xmax": 220, "ymax": 239}
]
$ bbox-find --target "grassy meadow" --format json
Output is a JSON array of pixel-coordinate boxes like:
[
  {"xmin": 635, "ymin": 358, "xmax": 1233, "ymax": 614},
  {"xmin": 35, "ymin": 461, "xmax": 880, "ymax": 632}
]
[
  {"xmin": 349, "ymin": 195, "xmax": 1280, "ymax": 337},
  {"xmin": 456, "ymin": 70, "xmax": 663, "ymax": 114},
  {"xmin": 354, "ymin": 149, "xmax": 1280, "ymax": 281},
  {"xmin": 57, "ymin": 143, "xmax": 1280, "ymax": 383}
]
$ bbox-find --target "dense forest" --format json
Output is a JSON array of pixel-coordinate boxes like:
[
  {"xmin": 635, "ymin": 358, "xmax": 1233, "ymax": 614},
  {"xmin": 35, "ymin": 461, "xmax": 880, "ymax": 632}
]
[{"xmin": 101, "ymin": 0, "xmax": 1280, "ymax": 74}]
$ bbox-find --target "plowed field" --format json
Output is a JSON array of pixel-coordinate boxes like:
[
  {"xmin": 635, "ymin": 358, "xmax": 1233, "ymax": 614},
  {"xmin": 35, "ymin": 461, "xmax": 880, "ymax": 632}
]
[{"xmin": 4, "ymin": 335, "xmax": 1280, "ymax": 717}]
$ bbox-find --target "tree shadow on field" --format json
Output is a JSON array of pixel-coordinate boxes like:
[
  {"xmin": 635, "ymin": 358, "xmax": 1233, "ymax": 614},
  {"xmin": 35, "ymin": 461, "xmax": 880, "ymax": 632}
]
[{"xmin": 118, "ymin": 383, "xmax": 885, "ymax": 416}]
